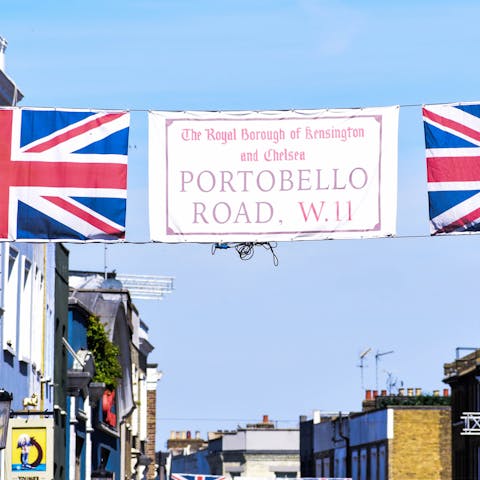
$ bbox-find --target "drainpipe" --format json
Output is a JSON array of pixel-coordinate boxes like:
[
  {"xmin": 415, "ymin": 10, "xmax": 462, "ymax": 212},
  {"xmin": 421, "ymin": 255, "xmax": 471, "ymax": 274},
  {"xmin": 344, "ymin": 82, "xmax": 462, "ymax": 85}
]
[
  {"xmin": 69, "ymin": 397, "xmax": 77, "ymax": 480},
  {"xmin": 85, "ymin": 395, "xmax": 92, "ymax": 479},
  {"xmin": 338, "ymin": 412, "xmax": 350, "ymax": 479}
]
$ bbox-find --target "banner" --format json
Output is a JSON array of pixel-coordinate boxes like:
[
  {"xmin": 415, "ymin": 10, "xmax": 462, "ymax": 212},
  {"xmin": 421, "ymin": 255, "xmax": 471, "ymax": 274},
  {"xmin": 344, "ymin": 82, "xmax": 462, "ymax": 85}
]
[
  {"xmin": 149, "ymin": 107, "xmax": 399, "ymax": 242},
  {"xmin": 0, "ymin": 107, "xmax": 129, "ymax": 241},
  {"xmin": 423, "ymin": 102, "xmax": 480, "ymax": 234}
]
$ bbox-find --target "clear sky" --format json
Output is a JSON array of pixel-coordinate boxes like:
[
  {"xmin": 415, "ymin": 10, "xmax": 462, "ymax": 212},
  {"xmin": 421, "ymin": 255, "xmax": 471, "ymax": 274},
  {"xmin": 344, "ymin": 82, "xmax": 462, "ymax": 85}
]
[{"xmin": 3, "ymin": 0, "xmax": 480, "ymax": 449}]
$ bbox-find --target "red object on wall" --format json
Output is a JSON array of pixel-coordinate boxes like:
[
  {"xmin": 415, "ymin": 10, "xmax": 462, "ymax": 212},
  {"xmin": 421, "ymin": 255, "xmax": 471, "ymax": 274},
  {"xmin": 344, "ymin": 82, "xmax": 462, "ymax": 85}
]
[{"xmin": 102, "ymin": 389, "xmax": 117, "ymax": 427}]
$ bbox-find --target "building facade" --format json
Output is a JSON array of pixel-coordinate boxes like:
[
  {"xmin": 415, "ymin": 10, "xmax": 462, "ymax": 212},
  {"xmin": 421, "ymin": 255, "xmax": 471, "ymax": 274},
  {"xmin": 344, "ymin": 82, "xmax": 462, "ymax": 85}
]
[
  {"xmin": 300, "ymin": 390, "xmax": 451, "ymax": 480},
  {"xmin": 68, "ymin": 270, "xmax": 161, "ymax": 479},
  {"xmin": 0, "ymin": 36, "xmax": 23, "ymax": 106},
  {"xmin": 444, "ymin": 348, "xmax": 480, "ymax": 480},
  {"xmin": 170, "ymin": 416, "xmax": 300, "ymax": 479},
  {"xmin": 0, "ymin": 242, "xmax": 61, "ymax": 480}
]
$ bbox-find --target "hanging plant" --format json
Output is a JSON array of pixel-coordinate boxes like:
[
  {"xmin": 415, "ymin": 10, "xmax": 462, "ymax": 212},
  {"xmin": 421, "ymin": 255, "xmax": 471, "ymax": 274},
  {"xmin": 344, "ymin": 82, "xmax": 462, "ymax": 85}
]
[{"xmin": 87, "ymin": 315, "xmax": 122, "ymax": 390}]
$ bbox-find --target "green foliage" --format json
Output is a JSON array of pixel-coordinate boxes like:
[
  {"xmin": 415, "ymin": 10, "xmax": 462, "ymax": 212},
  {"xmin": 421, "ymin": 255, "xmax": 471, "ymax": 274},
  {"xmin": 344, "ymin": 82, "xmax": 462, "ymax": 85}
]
[
  {"xmin": 376, "ymin": 395, "xmax": 451, "ymax": 408},
  {"xmin": 86, "ymin": 315, "xmax": 122, "ymax": 390}
]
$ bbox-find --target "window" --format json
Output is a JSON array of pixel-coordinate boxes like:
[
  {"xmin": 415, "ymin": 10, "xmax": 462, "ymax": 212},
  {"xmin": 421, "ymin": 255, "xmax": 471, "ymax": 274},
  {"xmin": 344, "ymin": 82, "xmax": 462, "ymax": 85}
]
[
  {"xmin": 360, "ymin": 448, "xmax": 368, "ymax": 480},
  {"xmin": 274, "ymin": 473, "xmax": 297, "ymax": 479},
  {"xmin": 379, "ymin": 445, "xmax": 387, "ymax": 480},
  {"xmin": 18, "ymin": 256, "xmax": 33, "ymax": 362},
  {"xmin": 370, "ymin": 447, "xmax": 378, "ymax": 480},
  {"xmin": 3, "ymin": 246, "xmax": 19, "ymax": 353},
  {"xmin": 323, "ymin": 457, "xmax": 330, "ymax": 477},
  {"xmin": 351, "ymin": 450, "xmax": 359, "ymax": 480}
]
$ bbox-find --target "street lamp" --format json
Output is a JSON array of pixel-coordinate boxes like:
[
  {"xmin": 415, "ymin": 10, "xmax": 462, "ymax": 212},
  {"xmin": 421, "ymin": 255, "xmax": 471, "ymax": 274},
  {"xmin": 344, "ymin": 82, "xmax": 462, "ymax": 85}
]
[{"xmin": 0, "ymin": 390, "xmax": 12, "ymax": 449}]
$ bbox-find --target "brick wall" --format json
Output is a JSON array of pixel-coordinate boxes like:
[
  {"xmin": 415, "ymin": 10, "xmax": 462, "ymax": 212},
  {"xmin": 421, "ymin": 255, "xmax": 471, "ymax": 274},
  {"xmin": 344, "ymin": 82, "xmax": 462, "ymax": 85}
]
[
  {"xmin": 389, "ymin": 407, "xmax": 451, "ymax": 480},
  {"xmin": 146, "ymin": 389, "xmax": 157, "ymax": 479}
]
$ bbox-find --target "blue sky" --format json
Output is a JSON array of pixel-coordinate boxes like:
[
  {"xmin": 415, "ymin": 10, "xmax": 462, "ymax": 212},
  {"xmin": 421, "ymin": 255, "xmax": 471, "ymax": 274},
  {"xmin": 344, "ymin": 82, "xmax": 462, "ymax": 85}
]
[{"xmin": 3, "ymin": 0, "xmax": 480, "ymax": 448}]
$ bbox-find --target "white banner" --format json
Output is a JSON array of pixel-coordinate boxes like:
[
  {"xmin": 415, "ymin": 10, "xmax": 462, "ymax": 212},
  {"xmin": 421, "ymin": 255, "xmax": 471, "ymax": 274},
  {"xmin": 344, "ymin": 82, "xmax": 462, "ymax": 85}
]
[{"xmin": 149, "ymin": 107, "xmax": 399, "ymax": 242}]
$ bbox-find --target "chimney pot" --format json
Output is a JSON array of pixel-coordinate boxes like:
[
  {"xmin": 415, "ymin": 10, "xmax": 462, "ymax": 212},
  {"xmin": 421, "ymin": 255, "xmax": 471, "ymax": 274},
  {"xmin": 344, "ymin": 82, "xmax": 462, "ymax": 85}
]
[
  {"xmin": 263, "ymin": 414, "xmax": 269, "ymax": 423},
  {"xmin": 433, "ymin": 390, "xmax": 440, "ymax": 396},
  {"xmin": 373, "ymin": 390, "xmax": 378, "ymax": 398},
  {"xmin": 443, "ymin": 388, "xmax": 450, "ymax": 397},
  {"xmin": 365, "ymin": 389, "xmax": 372, "ymax": 400},
  {"xmin": 415, "ymin": 388, "xmax": 422, "ymax": 396},
  {"xmin": 398, "ymin": 388, "xmax": 405, "ymax": 396},
  {"xmin": 381, "ymin": 389, "xmax": 387, "ymax": 396},
  {"xmin": 407, "ymin": 388, "xmax": 414, "ymax": 397}
]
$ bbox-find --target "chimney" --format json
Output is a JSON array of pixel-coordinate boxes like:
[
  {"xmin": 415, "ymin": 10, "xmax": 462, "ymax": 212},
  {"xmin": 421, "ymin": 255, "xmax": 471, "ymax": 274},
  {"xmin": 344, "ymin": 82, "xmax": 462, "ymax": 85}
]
[
  {"xmin": 443, "ymin": 388, "xmax": 450, "ymax": 397},
  {"xmin": 398, "ymin": 388, "xmax": 405, "ymax": 396},
  {"xmin": 263, "ymin": 414, "xmax": 269, "ymax": 423},
  {"xmin": 373, "ymin": 390, "xmax": 378, "ymax": 398},
  {"xmin": 365, "ymin": 389, "xmax": 372, "ymax": 400},
  {"xmin": 380, "ymin": 389, "xmax": 387, "ymax": 396},
  {"xmin": 195, "ymin": 431, "xmax": 200, "ymax": 440},
  {"xmin": 415, "ymin": 388, "xmax": 422, "ymax": 396},
  {"xmin": 0, "ymin": 36, "xmax": 7, "ymax": 72},
  {"xmin": 407, "ymin": 388, "xmax": 414, "ymax": 397},
  {"xmin": 433, "ymin": 390, "xmax": 440, "ymax": 396}
]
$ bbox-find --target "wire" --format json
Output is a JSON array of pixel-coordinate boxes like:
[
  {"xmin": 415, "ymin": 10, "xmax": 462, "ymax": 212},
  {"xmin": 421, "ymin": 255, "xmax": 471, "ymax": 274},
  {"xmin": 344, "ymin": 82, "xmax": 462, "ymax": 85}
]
[
  {"xmin": 211, "ymin": 241, "xmax": 279, "ymax": 265},
  {"xmin": 14, "ymin": 231, "xmax": 480, "ymax": 245},
  {"xmin": 12, "ymin": 100, "xmax": 479, "ymax": 112}
]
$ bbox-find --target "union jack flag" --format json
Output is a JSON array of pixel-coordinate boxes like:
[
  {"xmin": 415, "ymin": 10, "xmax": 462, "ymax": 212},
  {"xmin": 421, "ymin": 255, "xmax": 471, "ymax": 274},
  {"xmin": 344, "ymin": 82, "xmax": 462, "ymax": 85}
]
[
  {"xmin": 0, "ymin": 107, "xmax": 129, "ymax": 240},
  {"xmin": 171, "ymin": 475, "xmax": 225, "ymax": 480},
  {"xmin": 423, "ymin": 102, "xmax": 480, "ymax": 235}
]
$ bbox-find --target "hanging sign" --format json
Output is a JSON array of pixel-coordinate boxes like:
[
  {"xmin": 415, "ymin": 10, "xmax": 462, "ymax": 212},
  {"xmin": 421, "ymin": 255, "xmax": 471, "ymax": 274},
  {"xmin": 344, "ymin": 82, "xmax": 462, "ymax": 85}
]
[
  {"xmin": 148, "ymin": 107, "xmax": 399, "ymax": 242},
  {"xmin": 6, "ymin": 417, "xmax": 54, "ymax": 480}
]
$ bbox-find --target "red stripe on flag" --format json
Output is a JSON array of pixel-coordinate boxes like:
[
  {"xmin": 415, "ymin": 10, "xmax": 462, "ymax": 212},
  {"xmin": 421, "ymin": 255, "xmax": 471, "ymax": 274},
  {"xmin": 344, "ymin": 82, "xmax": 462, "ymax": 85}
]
[
  {"xmin": 25, "ymin": 112, "xmax": 126, "ymax": 153},
  {"xmin": 435, "ymin": 207, "xmax": 480, "ymax": 234},
  {"xmin": 12, "ymin": 162, "xmax": 126, "ymax": 189},
  {"xmin": 42, "ymin": 196, "xmax": 124, "ymax": 236},
  {"xmin": 423, "ymin": 108, "xmax": 480, "ymax": 143},
  {"xmin": 427, "ymin": 156, "xmax": 480, "ymax": 182}
]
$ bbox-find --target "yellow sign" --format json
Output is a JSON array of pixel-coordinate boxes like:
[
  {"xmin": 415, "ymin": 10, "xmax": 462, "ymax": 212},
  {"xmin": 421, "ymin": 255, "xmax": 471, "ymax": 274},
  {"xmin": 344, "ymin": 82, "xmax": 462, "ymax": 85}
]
[{"xmin": 5, "ymin": 417, "xmax": 53, "ymax": 480}]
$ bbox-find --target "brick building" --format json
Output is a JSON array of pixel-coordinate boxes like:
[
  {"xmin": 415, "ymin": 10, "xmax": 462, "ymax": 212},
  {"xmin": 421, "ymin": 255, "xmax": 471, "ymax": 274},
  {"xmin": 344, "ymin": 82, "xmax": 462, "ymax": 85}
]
[
  {"xmin": 300, "ymin": 389, "xmax": 451, "ymax": 480},
  {"xmin": 443, "ymin": 348, "xmax": 480, "ymax": 479}
]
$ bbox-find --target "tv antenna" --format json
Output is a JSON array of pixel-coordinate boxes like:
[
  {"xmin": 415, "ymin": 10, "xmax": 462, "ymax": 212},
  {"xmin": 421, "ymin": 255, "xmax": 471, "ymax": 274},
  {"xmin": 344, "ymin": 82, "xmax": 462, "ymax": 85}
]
[
  {"xmin": 385, "ymin": 371, "xmax": 401, "ymax": 395},
  {"xmin": 358, "ymin": 347, "xmax": 372, "ymax": 390},
  {"xmin": 375, "ymin": 350, "xmax": 394, "ymax": 390}
]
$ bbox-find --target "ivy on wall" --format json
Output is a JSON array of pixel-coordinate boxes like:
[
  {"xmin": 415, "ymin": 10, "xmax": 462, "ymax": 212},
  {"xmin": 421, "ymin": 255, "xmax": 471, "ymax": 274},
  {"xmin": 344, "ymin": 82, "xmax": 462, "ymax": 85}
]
[{"xmin": 87, "ymin": 315, "xmax": 122, "ymax": 390}]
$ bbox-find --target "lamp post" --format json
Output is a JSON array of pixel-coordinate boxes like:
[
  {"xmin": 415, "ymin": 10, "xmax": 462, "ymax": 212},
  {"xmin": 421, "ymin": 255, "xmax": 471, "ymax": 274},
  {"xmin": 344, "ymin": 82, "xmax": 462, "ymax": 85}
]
[{"xmin": 0, "ymin": 390, "xmax": 12, "ymax": 449}]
